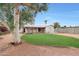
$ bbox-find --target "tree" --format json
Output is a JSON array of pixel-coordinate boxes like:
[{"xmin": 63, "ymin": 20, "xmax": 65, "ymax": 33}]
[
  {"xmin": 44, "ymin": 20, "xmax": 47, "ymax": 25},
  {"xmin": 63, "ymin": 25, "xmax": 67, "ymax": 28},
  {"xmin": 0, "ymin": 3, "xmax": 48, "ymax": 44},
  {"xmin": 0, "ymin": 4, "xmax": 14, "ymax": 31},
  {"xmin": 53, "ymin": 22, "xmax": 60, "ymax": 29}
]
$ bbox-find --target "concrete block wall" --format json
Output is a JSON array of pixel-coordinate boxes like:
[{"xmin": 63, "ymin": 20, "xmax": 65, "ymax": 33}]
[{"xmin": 54, "ymin": 27, "xmax": 79, "ymax": 34}]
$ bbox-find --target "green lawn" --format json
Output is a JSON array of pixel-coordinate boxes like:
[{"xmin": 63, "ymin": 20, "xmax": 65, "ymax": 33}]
[{"xmin": 21, "ymin": 34, "xmax": 79, "ymax": 48}]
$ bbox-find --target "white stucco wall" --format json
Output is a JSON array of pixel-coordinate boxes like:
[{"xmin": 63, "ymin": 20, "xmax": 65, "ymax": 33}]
[{"xmin": 45, "ymin": 25, "xmax": 54, "ymax": 34}]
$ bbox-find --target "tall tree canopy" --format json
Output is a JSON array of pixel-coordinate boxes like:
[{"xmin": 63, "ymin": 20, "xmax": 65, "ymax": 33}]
[
  {"xmin": 0, "ymin": 3, "xmax": 48, "ymax": 31},
  {"xmin": 0, "ymin": 3, "xmax": 48, "ymax": 43},
  {"xmin": 53, "ymin": 22, "xmax": 61, "ymax": 29}
]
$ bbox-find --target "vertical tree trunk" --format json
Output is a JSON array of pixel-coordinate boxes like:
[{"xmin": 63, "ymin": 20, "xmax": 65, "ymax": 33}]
[{"xmin": 12, "ymin": 7, "xmax": 21, "ymax": 44}]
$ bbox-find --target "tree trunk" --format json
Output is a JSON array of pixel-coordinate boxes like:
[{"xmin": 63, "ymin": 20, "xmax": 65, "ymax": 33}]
[{"xmin": 12, "ymin": 7, "xmax": 21, "ymax": 44}]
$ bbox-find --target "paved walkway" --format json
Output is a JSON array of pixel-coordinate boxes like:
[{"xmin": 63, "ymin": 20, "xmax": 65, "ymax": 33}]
[{"xmin": 0, "ymin": 33, "xmax": 79, "ymax": 56}]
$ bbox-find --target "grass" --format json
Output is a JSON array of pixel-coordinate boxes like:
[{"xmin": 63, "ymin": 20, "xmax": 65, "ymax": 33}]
[{"xmin": 21, "ymin": 33, "xmax": 79, "ymax": 48}]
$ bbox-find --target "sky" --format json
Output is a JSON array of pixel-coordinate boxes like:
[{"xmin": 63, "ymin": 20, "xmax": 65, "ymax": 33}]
[{"xmin": 35, "ymin": 3, "xmax": 79, "ymax": 26}]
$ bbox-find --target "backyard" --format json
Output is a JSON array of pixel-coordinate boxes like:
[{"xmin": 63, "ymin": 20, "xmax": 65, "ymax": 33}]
[
  {"xmin": 22, "ymin": 33, "xmax": 79, "ymax": 48},
  {"xmin": 0, "ymin": 3, "xmax": 79, "ymax": 56},
  {"xmin": 0, "ymin": 33, "xmax": 79, "ymax": 55}
]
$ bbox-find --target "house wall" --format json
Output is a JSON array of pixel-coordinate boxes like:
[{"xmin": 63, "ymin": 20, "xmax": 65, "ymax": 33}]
[
  {"xmin": 24, "ymin": 25, "xmax": 54, "ymax": 34},
  {"xmin": 24, "ymin": 27, "xmax": 45, "ymax": 33},
  {"xmin": 25, "ymin": 27, "xmax": 33, "ymax": 33},
  {"xmin": 45, "ymin": 26, "xmax": 54, "ymax": 34}
]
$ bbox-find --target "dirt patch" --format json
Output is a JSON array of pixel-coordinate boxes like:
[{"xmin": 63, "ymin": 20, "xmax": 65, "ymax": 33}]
[
  {"xmin": 1, "ymin": 33, "xmax": 79, "ymax": 56},
  {"xmin": 0, "ymin": 37, "xmax": 3, "ymax": 40},
  {"xmin": 1, "ymin": 42, "xmax": 79, "ymax": 56},
  {"xmin": 0, "ymin": 43, "xmax": 12, "ymax": 53},
  {"xmin": 55, "ymin": 33, "xmax": 79, "ymax": 38}
]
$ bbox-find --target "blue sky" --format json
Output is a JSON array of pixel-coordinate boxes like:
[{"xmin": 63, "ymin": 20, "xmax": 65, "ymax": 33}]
[{"xmin": 35, "ymin": 3, "xmax": 79, "ymax": 26}]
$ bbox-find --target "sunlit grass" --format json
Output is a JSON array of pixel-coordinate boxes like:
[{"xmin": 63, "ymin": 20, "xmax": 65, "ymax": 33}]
[{"xmin": 22, "ymin": 34, "xmax": 79, "ymax": 48}]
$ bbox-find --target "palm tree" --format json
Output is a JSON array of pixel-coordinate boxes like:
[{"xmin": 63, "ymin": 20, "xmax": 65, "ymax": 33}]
[
  {"xmin": 44, "ymin": 20, "xmax": 47, "ymax": 25},
  {"xmin": 0, "ymin": 3, "xmax": 48, "ymax": 44}
]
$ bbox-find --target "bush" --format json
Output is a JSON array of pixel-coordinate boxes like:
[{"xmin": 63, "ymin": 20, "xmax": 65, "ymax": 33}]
[
  {"xmin": 0, "ymin": 26, "xmax": 9, "ymax": 35},
  {"xmin": 0, "ymin": 32, "xmax": 4, "ymax": 35},
  {"xmin": 0, "ymin": 31, "xmax": 10, "ymax": 35},
  {"xmin": 0, "ymin": 26, "xmax": 8, "ymax": 32}
]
